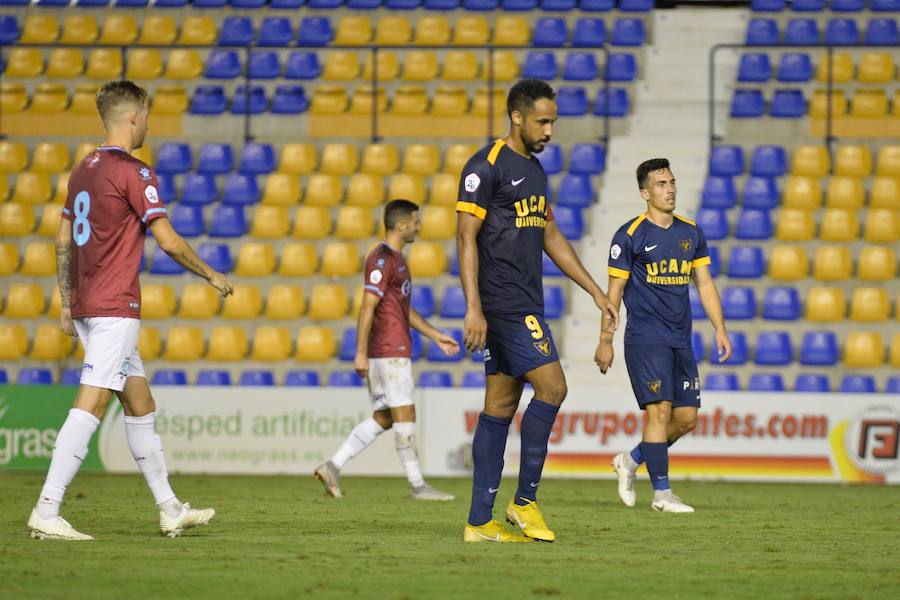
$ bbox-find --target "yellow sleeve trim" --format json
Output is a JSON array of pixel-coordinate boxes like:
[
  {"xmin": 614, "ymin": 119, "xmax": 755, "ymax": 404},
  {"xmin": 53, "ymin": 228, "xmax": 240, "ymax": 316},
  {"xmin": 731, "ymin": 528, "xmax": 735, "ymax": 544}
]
[
  {"xmin": 486, "ymin": 139, "xmax": 505, "ymax": 166},
  {"xmin": 692, "ymin": 256, "xmax": 712, "ymax": 267},
  {"xmin": 625, "ymin": 213, "xmax": 647, "ymax": 236},
  {"xmin": 608, "ymin": 266, "xmax": 631, "ymax": 279},
  {"xmin": 675, "ymin": 214, "xmax": 697, "ymax": 226},
  {"xmin": 456, "ymin": 201, "xmax": 487, "ymax": 220}
]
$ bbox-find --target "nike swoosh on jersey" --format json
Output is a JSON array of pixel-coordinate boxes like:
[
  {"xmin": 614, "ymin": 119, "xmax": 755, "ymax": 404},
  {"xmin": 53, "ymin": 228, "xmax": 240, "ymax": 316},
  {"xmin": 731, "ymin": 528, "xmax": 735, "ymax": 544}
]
[
  {"xmin": 644, "ymin": 245, "xmax": 658, "ymax": 252},
  {"xmin": 511, "ymin": 177, "xmax": 525, "ymax": 186}
]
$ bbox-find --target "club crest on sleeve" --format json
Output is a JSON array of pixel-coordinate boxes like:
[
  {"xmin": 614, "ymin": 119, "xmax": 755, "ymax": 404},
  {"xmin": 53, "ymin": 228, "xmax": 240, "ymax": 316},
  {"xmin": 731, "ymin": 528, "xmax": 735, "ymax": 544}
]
[
  {"xmin": 610, "ymin": 244, "xmax": 621, "ymax": 259},
  {"xmin": 464, "ymin": 173, "xmax": 480, "ymax": 193},
  {"xmin": 144, "ymin": 185, "xmax": 159, "ymax": 204},
  {"xmin": 680, "ymin": 240, "xmax": 691, "ymax": 253},
  {"xmin": 369, "ymin": 269, "xmax": 382, "ymax": 284},
  {"xmin": 648, "ymin": 380, "xmax": 661, "ymax": 394},
  {"xmin": 533, "ymin": 338, "xmax": 551, "ymax": 356}
]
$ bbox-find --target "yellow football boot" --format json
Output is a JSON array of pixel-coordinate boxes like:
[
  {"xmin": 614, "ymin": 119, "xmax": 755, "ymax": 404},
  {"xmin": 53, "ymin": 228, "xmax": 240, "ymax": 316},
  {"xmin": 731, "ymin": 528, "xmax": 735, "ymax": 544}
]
[
  {"xmin": 505, "ymin": 499, "xmax": 556, "ymax": 542},
  {"xmin": 463, "ymin": 519, "xmax": 533, "ymax": 543}
]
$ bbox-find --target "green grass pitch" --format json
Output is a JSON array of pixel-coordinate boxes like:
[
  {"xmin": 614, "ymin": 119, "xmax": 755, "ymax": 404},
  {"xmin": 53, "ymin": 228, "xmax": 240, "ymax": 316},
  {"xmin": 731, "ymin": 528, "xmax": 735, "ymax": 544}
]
[{"xmin": 1, "ymin": 472, "xmax": 898, "ymax": 599}]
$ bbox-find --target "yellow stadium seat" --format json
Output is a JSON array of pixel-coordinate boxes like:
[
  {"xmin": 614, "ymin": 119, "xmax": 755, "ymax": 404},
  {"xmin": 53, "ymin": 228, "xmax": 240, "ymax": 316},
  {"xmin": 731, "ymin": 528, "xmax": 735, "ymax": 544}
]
[
  {"xmin": 4, "ymin": 284, "xmax": 45, "ymax": 318},
  {"xmin": 12, "ymin": 172, "xmax": 52, "ymax": 205},
  {"xmin": 790, "ymin": 145, "xmax": 830, "ymax": 177},
  {"xmin": 402, "ymin": 144, "xmax": 441, "ymax": 177},
  {"xmin": 30, "ymin": 83, "xmax": 68, "ymax": 113},
  {"xmin": 782, "ymin": 176, "xmax": 821, "ymax": 209},
  {"xmin": 250, "ymin": 206, "xmax": 290, "ymax": 239},
  {"xmin": 0, "ymin": 176, "xmax": 7, "ymax": 202},
  {"xmin": 420, "ymin": 205, "xmax": 456, "ymax": 240},
  {"xmin": 870, "ymin": 177, "xmax": 900, "ymax": 209},
  {"xmin": 74, "ymin": 142, "xmax": 95, "ymax": 165},
  {"xmin": 152, "ymin": 85, "xmax": 188, "ymax": 115},
  {"xmin": 816, "ymin": 52, "xmax": 853, "ymax": 83},
  {"xmin": 335, "ymin": 206, "xmax": 374, "ymax": 240},
  {"xmin": 70, "ymin": 83, "xmax": 100, "ymax": 114},
  {"xmin": 304, "ymin": 174, "xmax": 344, "ymax": 207},
  {"xmin": 127, "ymin": 49, "xmax": 163, "ymax": 80},
  {"xmin": 60, "ymin": 16, "xmax": 98, "ymax": 44},
  {"xmin": 445, "ymin": 144, "xmax": 477, "ymax": 176},
  {"xmin": 323, "ymin": 51, "xmax": 361, "ymax": 81},
  {"xmin": 857, "ymin": 246, "xmax": 897, "ymax": 281},
  {"xmin": 493, "ymin": 16, "xmax": 530, "ymax": 46},
  {"xmin": 850, "ymin": 287, "xmax": 890, "ymax": 322},
  {"xmin": 768, "ymin": 245, "xmax": 808, "ymax": 280},
  {"xmin": 178, "ymin": 16, "xmax": 217, "ymax": 46},
  {"xmin": 138, "ymin": 327, "xmax": 161, "ymax": 361},
  {"xmin": 292, "ymin": 206, "xmax": 332, "ymax": 239},
  {"xmin": 812, "ymin": 246, "xmax": 852, "ymax": 281},
  {"xmin": 432, "ymin": 86, "xmax": 469, "ymax": 116},
  {"xmin": 163, "ymin": 326, "xmax": 205, "ymax": 361},
  {"xmin": 139, "ymin": 16, "xmax": 177, "ymax": 46},
  {"xmin": 825, "ymin": 176, "xmax": 864, "ymax": 209},
  {"xmin": 809, "ymin": 90, "xmax": 847, "ymax": 119},
  {"xmin": 443, "ymin": 51, "xmax": 480, "ymax": 81},
  {"xmin": 389, "ymin": 174, "xmax": 426, "ymax": 204},
  {"xmin": 177, "ymin": 284, "xmax": 219, "ymax": 319},
  {"xmin": 295, "ymin": 327, "xmax": 337, "ymax": 362},
  {"xmin": 453, "ymin": 16, "xmax": 490, "ymax": 45},
  {"xmin": 844, "ymin": 331, "xmax": 885, "ymax": 368},
  {"xmin": 408, "ymin": 242, "xmax": 448, "ymax": 277},
  {"xmin": 6, "ymin": 49, "xmax": 43, "ymax": 78},
  {"xmin": 391, "ymin": 86, "xmax": 428, "ymax": 116},
  {"xmin": 206, "ymin": 326, "xmax": 248, "ymax": 361},
  {"xmin": 858, "ymin": 52, "xmax": 894, "ymax": 83},
  {"xmin": 402, "ymin": 52, "xmax": 439, "ymax": 82},
  {"xmin": 20, "ymin": 241, "xmax": 55, "ymax": 275},
  {"xmin": 320, "ymin": 143, "xmax": 359, "ymax": 176},
  {"xmin": 834, "ymin": 145, "xmax": 872, "ymax": 177},
  {"xmin": 0, "ymin": 141, "xmax": 28, "ymax": 173},
  {"xmin": 0, "ymin": 243, "xmax": 18, "ymax": 275},
  {"xmin": 261, "ymin": 174, "xmax": 301, "ymax": 206},
  {"xmin": 264, "ymin": 285, "xmax": 306, "ymax": 319},
  {"xmin": 484, "ymin": 51, "xmax": 519, "ymax": 82},
  {"xmin": 819, "ymin": 208, "xmax": 859, "ymax": 242},
  {"xmin": 99, "ymin": 15, "xmax": 137, "ymax": 46},
  {"xmin": 31, "ymin": 143, "xmax": 70, "ymax": 175},
  {"xmin": 30, "ymin": 324, "xmax": 73, "ymax": 360},
  {"xmin": 360, "ymin": 144, "xmax": 399, "ymax": 176},
  {"xmin": 375, "ymin": 16, "xmax": 411, "ymax": 45},
  {"xmin": 141, "ymin": 284, "xmax": 176, "ymax": 319},
  {"xmin": 473, "ymin": 88, "xmax": 506, "ymax": 116},
  {"xmin": 876, "ymin": 146, "xmax": 900, "ymax": 177},
  {"xmin": 278, "ymin": 143, "xmax": 317, "ymax": 175},
  {"xmin": 893, "ymin": 91, "xmax": 900, "ymax": 117},
  {"xmin": 774, "ymin": 208, "xmax": 815, "ymax": 241},
  {"xmin": 131, "ymin": 145, "xmax": 153, "ymax": 167},
  {"xmin": 310, "ymin": 86, "xmax": 348, "ymax": 114},
  {"xmin": 86, "ymin": 49, "xmax": 123, "ymax": 80},
  {"xmin": 363, "ymin": 53, "xmax": 399, "ymax": 82},
  {"xmin": 415, "ymin": 16, "xmax": 451, "ymax": 46},
  {"xmin": 222, "ymin": 285, "xmax": 262, "ymax": 320},
  {"xmin": 805, "ymin": 287, "xmax": 846, "ymax": 322},
  {"xmin": 164, "ymin": 50, "xmax": 203, "ymax": 80},
  {"xmin": 234, "ymin": 242, "xmax": 276, "ymax": 276},
  {"xmin": 851, "ymin": 90, "xmax": 888, "ymax": 118},
  {"xmin": 1, "ymin": 83, "xmax": 27, "ymax": 114},
  {"xmin": 0, "ymin": 324, "xmax": 27, "ymax": 360},
  {"xmin": 863, "ymin": 208, "xmax": 899, "ymax": 242},
  {"xmin": 45, "ymin": 49, "xmax": 84, "ymax": 79},
  {"xmin": 278, "ymin": 242, "xmax": 317, "ymax": 277},
  {"xmin": 250, "ymin": 326, "xmax": 293, "ymax": 361},
  {"xmin": 346, "ymin": 173, "xmax": 386, "ymax": 206},
  {"xmin": 0, "ymin": 204, "xmax": 35, "ymax": 236},
  {"xmin": 308, "ymin": 284, "xmax": 350, "ymax": 320},
  {"xmin": 891, "ymin": 333, "xmax": 900, "ymax": 368},
  {"xmin": 20, "ymin": 15, "xmax": 59, "ymax": 44},
  {"xmin": 46, "ymin": 285, "xmax": 62, "ymax": 318},
  {"xmin": 334, "ymin": 16, "xmax": 371, "ymax": 45},
  {"xmin": 320, "ymin": 243, "xmax": 361, "ymax": 277},
  {"xmin": 430, "ymin": 173, "xmax": 458, "ymax": 206},
  {"xmin": 349, "ymin": 86, "xmax": 388, "ymax": 115}
]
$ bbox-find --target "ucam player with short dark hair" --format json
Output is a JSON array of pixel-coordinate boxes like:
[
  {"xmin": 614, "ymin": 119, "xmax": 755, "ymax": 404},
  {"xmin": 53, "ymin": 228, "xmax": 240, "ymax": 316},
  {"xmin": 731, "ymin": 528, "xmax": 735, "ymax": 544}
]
[
  {"xmin": 315, "ymin": 199, "xmax": 458, "ymax": 501},
  {"xmin": 457, "ymin": 79, "xmax": 619, "ymax": 542},
  {"xmin": 596, "ymin": 158, "xmax": 732, "ymax": 513},
  {"xmin": 27, "ymin": 80, "xmax": 234, "ymax": 540}
]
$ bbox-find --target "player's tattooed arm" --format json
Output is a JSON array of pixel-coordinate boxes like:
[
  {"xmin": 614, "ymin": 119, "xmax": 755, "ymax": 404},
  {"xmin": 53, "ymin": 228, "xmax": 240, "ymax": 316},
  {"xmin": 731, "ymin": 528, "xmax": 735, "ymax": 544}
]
[
  {"xmin": 692, "ymin": 265, "xmax": 731, "ymax": 363},
  {"xmin": 457, "ymin": 212, "xmax": 487, "ymax": 352},
  {"xmin": 149, "ymin": 217, "xmax": 233, "ymax": 296},
  {"xmin": 55, "ymin": 217, "xmax": 77, "ymax": 337},
  {"xmin": 410, "ymin": 307, "xmax": 459, "ymax": 357}
]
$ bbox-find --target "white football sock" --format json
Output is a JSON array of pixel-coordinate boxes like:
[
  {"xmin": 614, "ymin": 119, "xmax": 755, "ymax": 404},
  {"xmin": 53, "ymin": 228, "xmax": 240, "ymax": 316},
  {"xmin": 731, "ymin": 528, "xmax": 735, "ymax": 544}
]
[
  {"xmin": 330, "ymin": 417, "xmax": 385, "ymax": 470},
  {"xmin": 124, "ymin": 412, "xmax": 181, "ymax": 517},
  {"xmin": 37, "ymin": 408, "xmax": 100, "ymax": 518},
  {"xmin": 393, "ymin": 421, "xmax": 425, "ymax": 489},
  {"xmin": 624, "ymin": 453, "xmax": 641, "ymax": 471}
]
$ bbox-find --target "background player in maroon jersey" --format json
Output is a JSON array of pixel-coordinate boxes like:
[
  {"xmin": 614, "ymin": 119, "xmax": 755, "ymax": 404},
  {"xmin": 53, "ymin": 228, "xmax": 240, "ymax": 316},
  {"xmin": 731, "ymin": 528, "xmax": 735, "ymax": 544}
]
[
  {"xmin": 27, "ymin": 81, "xmax": 234, "ymax": 540},
  {"xmin": 315, "ymin": 200, "xmax": 458, "ymax": 501}
]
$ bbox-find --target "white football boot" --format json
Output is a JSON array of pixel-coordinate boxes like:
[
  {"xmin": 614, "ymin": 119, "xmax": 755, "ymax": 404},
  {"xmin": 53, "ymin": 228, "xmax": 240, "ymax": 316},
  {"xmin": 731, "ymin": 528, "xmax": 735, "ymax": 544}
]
[
  {"xmin": 27, "ymin": 509, "xmax": 94, "ymax": 540},
  {"xmin": 411, "ymin": 484, "xmax": 455, "ymax": 501},
  {"xmin": 611, "ymin": 453, "xmax": 637, "ymax": 507},
  {"xmin": 651, "ymin": 491, "xmax": 695, "ymax": 513},
  {"xmin": 159, "ymin": 503, "xmax": 216, "ymax": 538},
  {"xmin": 314, "ymin": 461, "xmax": 343, "ymax": 498}
]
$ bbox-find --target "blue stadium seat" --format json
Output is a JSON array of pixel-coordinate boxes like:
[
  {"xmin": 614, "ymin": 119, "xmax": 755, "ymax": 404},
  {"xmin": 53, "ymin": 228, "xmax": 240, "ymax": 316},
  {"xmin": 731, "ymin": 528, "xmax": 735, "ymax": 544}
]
[
  {"xmin": 149, "ymin": 247, "xmax": 185, "ymax": 275},
  {"xmin": 61, "ymin": 369, "xmax": 81, "ymax": 386},
  {"xmin": 2, "ymin": 0, "xmax": 29, "ymax": 5},
  {"xmin": 692, "ymin": 332, "xmax": 705, "ymax": 362},
  {"xmin": 556, "ymin": 87, "xmax": 589, "ymax": 116},
  {"xmin": 696, "ymin": 208, "xmax": 728, "ymax": 240},
  {"xmin": 190, "ymin": 86, "xmax": 228, "ymax": 115},
  {"xmin": 746, "ymin": 18, "xmax": 779, "ymax": 45},
  {"xmin": 872, "ymin": 0, "xmax": 900, "ymax": 11},
  {"xmin": 832, "ymin": 0, "xmax": 864, "ymax": 11},
  {"xmin": 339, "ymin": 328, "xmax": 356, "ymax": 361},
  {"xmin": 310, "ymin": 0, "xmax": 343, "ymax": 7},
  {"xmin": 222, "ymin": 174, "xmax": 260, "ymax": 205},
  {"xmin": 194, "ymin": 0, "xmax": 227, "ymax": 7},
  {"xmin": 735, "ymin": 209, "xmax": 773, "ymax": 240},
  {"xmin": 298, "ymin": 17, "xmax": 333, "ymax": 47},
  {"xmin": 285, "ymin": 370, "xmax": 321, "ymax": 386},
  {"xmin": 169, "ymin": 204, "xmax": 205, "ymax": 237},
  {"xmin": 709, "ymin": 145, "xmax": 744, "ymax": 176},
  {"xmin": 707, "ymin": 245, "xmax": 721, "ymax": 278},
  {"xmin": 411, "ymin": 330, "xmax": 423, "ymax": 362},
  {"xmin": 411, "ymin": 285, "xmax": 435, "ymax": 317},
  {"xmin": 285, "ymin": 52, "xmax": 321, "ymax": 80},
  {"xmin": 501, "ymin": 0, "xmax": 537, "ymax": 8},
  {"xmin": 152, "ymin": 370, "xmax": 188, "ymax": 386},
  {"xmin": 272, "ymin": 86, "xmax": 309, "ymax": 114},
  {"xmin": 466, "ymin": 0, "xmax": 499, "ymax": 8},
  {"xmin": 532, "ymin": 18, "xmax": 568, "ymax": 47},
  {"xmin": 542, "ymin": 253, "xmax": 563, "ymax": 277},
  {"xmin": 450, "ymin": 250, "xmax": 459, "ymax": 276},
  {"xmin": 424, "ymin": 0, "xmax": 459, "ymax": 7},
  {"xmin": 572, "ymin": 18, "xmax": 606, "ymax": 47},
  {"xmin": 241, "ymin": 370, "xmax": 275, "ymax": 386},
  {"xmin": 618, "ymin": 0, "xmax": 653, "ymax": 12},
  {"xmin": 557, "ymin": 174, "xmax": 593, "ymax": 207},
  {"xmin": 231, "ymin": 86, "xmax": 267, "ymax": 115},
  {"xmin": 569, "ymin": 144, "xmax": 605, "ymax": 175},
  {"xmin": 785, "ymin": 19, "xmax": 819, "ymax": 45},
  {"xmin": 427, "ymin": 329, "xmax": 464, "ymax": 362},
  {"xmin": 701, "ymin": 176, "xmax": 736, "ymax": 209},
  {"xmin": 259, "ymin": 17, "xmax": 294, "ymax": 47},
  {"xmin": 727, "ymin": 246, "xmax": 764, "ymax": 278},
  {"xmin": 535, "ymin": 144, "xmax": 563, "ymax": 175},
  {"xmin": 722, "ymin": 286, "xmax": 757, "ymax": 320},
  {"xmin": 180, "ymin": 174, "xmax": 218, "ymax": 206},
  {"xmin": 197, "ymin": 370, "xmax": 232, "ymax": 386},
  {"xmin": 770, "ymin": 90, "xmax": 806, "ymax": 118},
  {"xmin": 716, "ymin": 331, "xmax": 747, "ymax": 365},
  {"xmin": 198, "ymin": 243, "xmax": 233, "ymax": 273},
  {"xmin": 743, "ymin": 177, "xmax": 779, "ymax": 209},
  {"xmin": 885, "ymin": 376, "xmax": 900, "ymax": 394},
  {"xmin": 218, "ymin": 17, "xmax": 254, "ymax": 47},
  {"xmin": 154, "ymin": 0, "xmax": 189, "ymax": 5},
  {"xmin": 790, "ymin": 0, "xmax": 823, "ymax": 9},
  {"xmin": 1, "ymin": 369, "xmax": 10, "ymax": 384},
  {"xmin": 440, "ymin": 286, "xmax": 467, "ymax": 319},
  {"xmin": 156, "ymin": 143, "xmax": 193, "ymax": 175},
  {"xmin": 349, "ymin": 0, "xmax": 383, "ymax": 7},
  {"xmin": 418, "ymin": 371, "xmax": 453, "ymax": 388},
  {"xmin": 754, "ymin": 331, "xmax": 792, "ymax": 365},
  {"xmin": 523, "ymin": 52, "xmax": 558, "ymax": 80},
  {"xmin": 605, "ymin": 53, "xmax": 637, "ymax": 82},
  {"xmin": 705, "ymin": 373, "xmax": 739, "ymax": 391},
  {"xmin": 17, "ymin": 369, "xmax": 53, "ymax": 385},
  {"xmin": 554, "ymin": 206, "xmax": 584, "ymax": 239},
  {"xmin": 593, "ymin": 88, "xmax": 629, "ymax": 117},
  {"xmin": 777, "ymin": 53, "xmax": 812, "ymax": 82},
  {"xmin": 75, "ymin": 0, "xmax": 109, "ymax": 5},
  {"xmin": 208, "ymin": 205, "xmax": 247, "ymax": 237},
  {"xmin": 840, "ymin": 375, "xmax": 876, "ymax": 394},
  {"xmin": 762, "ymin": 287, "xmax": 801, "ymax": 321},
  {"xmin": 239, "ymin": 143, "xmax": 276, "ymax": 175},
  {"xmin": 611, "ymin": 19, "xmax": 645, "ymax": 46},
  {"xmin": 866, "ymin": 18, "xmax": 900, "ymax": 46},
  {"xmin": 197, "ymin": 144, "xmax": 234, "ymax": 175},
  {"xmin": 563, "ymin": 53, "xmax": 598, "ymax": 81},
  {"xmin": 825, "ymin": 19, "xmax": 859, "ymax": 45},
  {"xmin": 462, "ymin": 371, "xmax": 486, "ymax": 388},
  {"xmin": 540, "ymin": 0, "xmax": 575, "ymax": 9},
  {"xmin": 580, "ymin": 0, "xmax": 613, "ymax": 10},
  {"xmin": 750, "ymin": 0, "xmax": 784, "ymax": 10},
  {"xmin": 800, "ymin": 331, "xmax": 838, "ymax": 366},
  {"xmin": 544, "ymin": 286, "xmax": 564, "ymax": 319},
  {"xmin": 750, "ymin": 145, "xmax": 786, "ymax": 177},
  {"xmin": 737, "ymin": 53, "xmax": 772, "ymax": 82},
  {"xmin": 248, "ymin": 52, "xmax": 281, "ymax": 80},
  {"xmin": 689, "ymin": 286, "xmax": 706, "ymax": 319},
  {"xmin": 748, "ymin": 373, "xmax": 785, "ymax": 392},
  {"xmin": 0, "ymin": 16, "xmax": 19, "ymax": 45},
  {"xmin": 794, "ymin": 373, "xmax": 829, "ymax": 393},
  {"xmin": 731, "ymin": 89, "xmax": 765, "ymax": 118},
  {"xmin": 470, "ymin": 349, "xmax": 484, "ymax": 364},
  {"xmin": 232, "ymin": 0, "xmax": 266, "ymax": 6}
]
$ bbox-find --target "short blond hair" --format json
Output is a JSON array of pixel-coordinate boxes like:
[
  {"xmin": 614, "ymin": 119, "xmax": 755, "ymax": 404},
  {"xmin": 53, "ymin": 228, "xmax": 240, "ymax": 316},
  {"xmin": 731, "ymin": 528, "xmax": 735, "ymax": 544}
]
[{"xmin": 96, "ymin": 80, "xmax": 148, "ymax": 128}]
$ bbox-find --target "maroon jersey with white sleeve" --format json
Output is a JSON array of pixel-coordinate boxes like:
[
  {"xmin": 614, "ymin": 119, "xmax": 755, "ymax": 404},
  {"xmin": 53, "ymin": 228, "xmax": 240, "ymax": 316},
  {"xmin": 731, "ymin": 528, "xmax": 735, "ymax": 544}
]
[
  {"xmin": 364, "ymin": 242, "xmax": 412, "ymax": 359},
  {"xmin": 62, "ymin": 146, "xmax": 168, "ymax": 319}
]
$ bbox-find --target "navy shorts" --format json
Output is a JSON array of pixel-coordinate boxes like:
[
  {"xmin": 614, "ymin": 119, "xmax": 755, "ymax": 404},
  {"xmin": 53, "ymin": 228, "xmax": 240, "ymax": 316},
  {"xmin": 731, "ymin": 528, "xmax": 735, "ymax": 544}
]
[
  {"xmin": 484, "ymin": 312, "xmax": 559, "ymax": 380},
  {"xmin": 624, "ymin": 344, "xmax": 701, "ymax": 409}
]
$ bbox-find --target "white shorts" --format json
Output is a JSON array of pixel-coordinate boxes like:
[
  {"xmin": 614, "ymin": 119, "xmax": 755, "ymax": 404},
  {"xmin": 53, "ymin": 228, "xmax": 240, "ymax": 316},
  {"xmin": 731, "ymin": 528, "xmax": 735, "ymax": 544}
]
[
  {"xmin": 74, "ymin": 317, "xmax": 145, "ymax": 392},
  {"xmin": 368, "ymin": 357, "xmax": 414, "ymax": 411}
]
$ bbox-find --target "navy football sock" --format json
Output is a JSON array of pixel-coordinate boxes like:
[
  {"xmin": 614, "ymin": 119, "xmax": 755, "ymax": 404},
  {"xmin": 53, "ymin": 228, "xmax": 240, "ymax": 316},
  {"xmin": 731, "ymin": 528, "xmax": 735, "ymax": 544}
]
[
  {"xmin": 641, "ymin": 441, "xmax": 670, "ymax": 492},
  {"xmin": 467, "ymin": 413, "xmax": 512, "ymax": 527},
  {"xmin": 514, "ymin": 398, "xmax": 559, "ymax": 506},
  {"xmin": 629, "ymin": 439, "xmax": 674, "ymax": 467}
]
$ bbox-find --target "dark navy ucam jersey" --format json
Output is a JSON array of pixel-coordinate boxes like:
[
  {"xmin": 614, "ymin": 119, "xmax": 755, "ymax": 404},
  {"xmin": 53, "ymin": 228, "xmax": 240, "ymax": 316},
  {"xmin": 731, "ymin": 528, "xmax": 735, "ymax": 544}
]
[
  {"xmin": 608, "ymin": 213, "xmax": 711, "ymax": 348},
  {"xmin": 456, "ymin": 139, "xmax": 554, "ymax": 317}
]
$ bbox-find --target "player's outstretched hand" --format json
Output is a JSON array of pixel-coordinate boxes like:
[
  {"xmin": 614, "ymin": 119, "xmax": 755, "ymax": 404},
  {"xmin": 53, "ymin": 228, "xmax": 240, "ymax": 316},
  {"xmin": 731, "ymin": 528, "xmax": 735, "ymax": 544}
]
[
  {"xmin": 463, "ymin": 310, "xmax": 487, "ymax": 353},
  {"xmin": 60, "ymin": 308, "xmax": 78, "ymax": 338},
  {"xmin": 354, "ymin": 351, "xmax": 369, "ymax": 378},
  {"xmin": 594, "ymin": 340, "xmax": 613, "ymax": 374},
  {"xmin": 715, "ymin": 329, "xmax": 732, "ymax": 363},
  {"xmin": 595, "ymin": 295, "xmax": 620, "ymax": 334},
  {"xmin": 434, "ymin": 332, "xmax": 461, "ymax": 357},
  {"xmin": 207, "ymin": 272, "xmax": 234, "ymax": 297}
]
